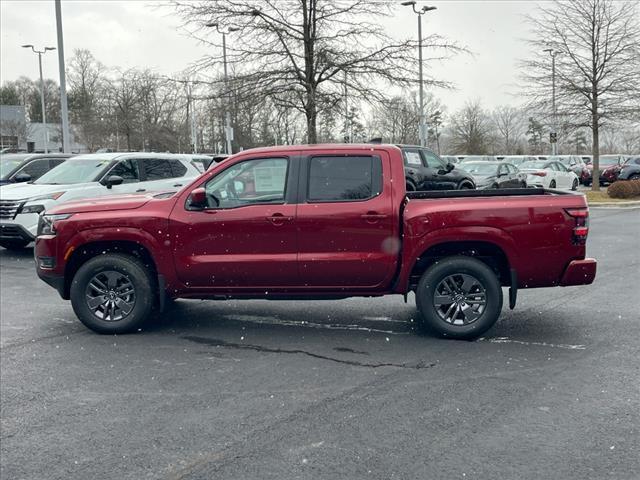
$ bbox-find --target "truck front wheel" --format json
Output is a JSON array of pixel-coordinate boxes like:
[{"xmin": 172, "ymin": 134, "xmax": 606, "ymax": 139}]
[
  {"xmin": 415, "ymin": 256, "xmax": 503, "ymax": 340},
  {"xmin": 70, "ymin": 253, "xmax": 155, "ymax": 334}
]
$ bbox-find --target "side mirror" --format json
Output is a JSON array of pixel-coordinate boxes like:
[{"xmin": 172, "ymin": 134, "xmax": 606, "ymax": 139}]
[
  {"xmin": 446, "ymin": 163, "xmax": 455, "ymax": 172},
  {"xmin": 187, "ymin": 187, "xmax": 207, "ymax": 209},
  {"xmin": 13, "ymin": 172, "xmax": 32, "ymax": 183},
  {"xmin": 102, "ymin": 175, "xmax": 123, "ymax": 189}
]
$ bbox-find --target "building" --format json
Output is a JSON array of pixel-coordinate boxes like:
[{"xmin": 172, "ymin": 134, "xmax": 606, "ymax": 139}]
[
  {"xmin": 27, "ymin": 122, "xmax": 87, "ymax": 153},
  {"xmin": 0, "ymin": 105, "xmax": 27, "ymax": 151}
]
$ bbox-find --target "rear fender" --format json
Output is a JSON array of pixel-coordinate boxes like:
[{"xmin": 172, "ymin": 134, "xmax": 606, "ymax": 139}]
[{"xmin": 395, "ymin": 226, "xmax": 518, "ymax": 293}]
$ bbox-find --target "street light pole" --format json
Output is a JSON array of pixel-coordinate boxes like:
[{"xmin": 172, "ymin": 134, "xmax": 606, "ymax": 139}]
[
  {"xmin": 55, "ymin": 0, "xmax": 71, "ymax": 154},
  {"xmin": 544, "ymin": 48, "xmax": 558, "ymax": 155},
  {"xmin": 22, "ymin": 44, "xmax": 56, "ymax": 153},
  {"xmin": 206, "ymin": 23, "xmax": 239, "ymax": 155},
  {"xmin": 402, "ymin": 1, "xmax": 437, "ymax": 147}
]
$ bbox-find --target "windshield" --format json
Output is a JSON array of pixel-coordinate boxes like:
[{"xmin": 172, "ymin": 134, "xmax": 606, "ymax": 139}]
[
  {"xmin": 549, "ymin": 156, "xmax": 573, "ymax": 165},
  {"xmin": 599, "ymin": 155, "xmax": 621, "ymax": 166},
  {"xmin": 35, "ymin": 158, "xmax": 112, "ymax": 184},
  {"xmin": 463, "ymin": 163, "xmax": 498, "ymax": 175},
  {"xmin": 461, "ymin": 155, "xmax": 488, "ymax": 162},
  {"xmin": 521, "ymin": 161, "xmax": 548, "ymax": 169},
  {"xmin": 0, "ymin": 155, "xmax": 29, "ymax": 179},
  {"xmin": 503, "ymin": 156, "xmax": 526, "ymax": 166}
]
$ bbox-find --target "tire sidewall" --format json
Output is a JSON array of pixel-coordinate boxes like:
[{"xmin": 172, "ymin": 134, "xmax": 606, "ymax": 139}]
[
  {"xmin": 70, "ymin": 254, "xmax": 154, "ymax": 334},
  {"xmin": 416, "ymin": 256, "xmax": 503, "ymax": 340}
]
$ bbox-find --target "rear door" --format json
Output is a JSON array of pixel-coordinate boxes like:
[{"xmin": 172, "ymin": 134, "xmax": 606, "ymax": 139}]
[
  {"xmin": 295, "ymin": 151, "xmax": 397, "ymax": 290},
  {"xmin": 402, "ymin": 148, "xmax": 426, "ymax": 190},
  {"xmin": 140, "ymin": 158, "xmax": 190, "ymax": 193}
]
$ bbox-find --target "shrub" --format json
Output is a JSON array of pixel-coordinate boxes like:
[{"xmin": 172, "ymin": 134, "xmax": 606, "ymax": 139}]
[{"xmin": 608, "ymin": 179, "xmax": 640, "ymax": 199}]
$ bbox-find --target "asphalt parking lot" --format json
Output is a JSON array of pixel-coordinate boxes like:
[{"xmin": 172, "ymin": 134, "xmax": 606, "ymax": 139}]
[{"xmin": 1, "ymin": 207, "xmax": 639, "ymax": 480}]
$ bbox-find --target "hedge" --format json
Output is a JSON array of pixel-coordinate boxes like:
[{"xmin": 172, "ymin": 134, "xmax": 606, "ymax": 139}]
[{"xmin": 607, "ymin": 179, "xmax": 640, "ymax": 199}]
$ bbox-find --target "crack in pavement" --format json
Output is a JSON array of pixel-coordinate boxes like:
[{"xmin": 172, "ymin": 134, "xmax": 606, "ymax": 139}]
[{"xmin": 182, "ymin": 336, "xmax": 435, "ymax": 370}]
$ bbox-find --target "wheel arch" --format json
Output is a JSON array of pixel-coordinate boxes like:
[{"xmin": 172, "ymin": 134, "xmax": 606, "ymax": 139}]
[
  {"xmin": 408, "ymin": 240, "xmax": 512, "ymax": 290},
  {"xmin": 63, "ymin": 240, "xmax": 159, "ymax": 300}
]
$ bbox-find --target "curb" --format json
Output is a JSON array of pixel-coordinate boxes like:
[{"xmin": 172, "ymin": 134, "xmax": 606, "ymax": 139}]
[{"xmin": 589, "ymin": 201, "xmax": 640, "ymax": 208}]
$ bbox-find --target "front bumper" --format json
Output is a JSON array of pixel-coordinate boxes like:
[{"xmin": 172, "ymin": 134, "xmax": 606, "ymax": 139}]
[
  {"xmin": 36, "ymin": 268, "xmax": 66, "ymax": 298},
  {"xmin": 0, "ymin": 222, "xmax": 36, "ymax": 242},
  {"xmin": 560, "ymin": 258, "xmax": 597, "ymax": 286}
]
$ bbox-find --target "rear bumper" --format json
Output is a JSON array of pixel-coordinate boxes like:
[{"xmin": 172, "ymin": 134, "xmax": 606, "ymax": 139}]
[{"xmin": 560, "ymin": 258, "xmax": 597, "ymax": 286}]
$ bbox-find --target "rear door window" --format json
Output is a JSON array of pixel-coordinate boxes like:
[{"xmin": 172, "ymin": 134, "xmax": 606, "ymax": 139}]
[
  {"xmin": 403, "ymin": 149, "xmax": 423, "ymax": 167},
  {"xmin": 142, "ymin": 159, "xmax": 175, "ymax": 180},
  {"xmin": 307, "ymin": 156, "xmax": 382, "ymax": 202}
]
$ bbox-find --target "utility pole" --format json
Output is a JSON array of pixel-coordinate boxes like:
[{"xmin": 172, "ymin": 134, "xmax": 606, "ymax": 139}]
[
  {"xmin": 544, "ymin": 48, "xmax": 559, "ymax": 155},
  {"xmin": 22, "ymin": 44, "xmax": 56, "ymax": 153},
  {"xmin": 206, "ymin": 22, "xmax": 239, "ymax": 155},
  {"xmin": 402, "ymin": 1, "xmax": 437, "ymax": 147},
  {"xmin": 55, "ymin": 0, "xmax": 71, "ymax": 153}
]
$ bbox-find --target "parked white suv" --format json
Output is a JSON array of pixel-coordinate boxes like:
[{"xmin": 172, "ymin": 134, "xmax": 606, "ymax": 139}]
[{"xmin": 0, "ymin": 152, "xmax": 202, "ymax": 249}]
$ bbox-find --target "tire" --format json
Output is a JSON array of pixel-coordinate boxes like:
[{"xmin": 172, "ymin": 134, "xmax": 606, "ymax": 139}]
[
  {"xmin": 630, "ymin": 174, "xmax": 640, "ymax": 180},
  {"xmin": 584, "ymin": 179, "xmax": 591, "ymax": 186},
  {"xmin": 0, "ymin": 239, "xmax": 30, "ymax": 250},
  {"xmin": 406, "ymin": 181, "xmax": 416, "ymax": 192},
  {"xmin": 549, "ymin": 180, "xmax": 556, "ymax": 189},
  {"xmin": 571, "ymin": 178, "xmax": 578, "ymax": 191},
  {"xmin": 70, "ymin": 253, "xmax": 156, "ymax": 334},
  {"xmin": 491, "ymin": 183, "xmax": 499, "ymax": 189},
  {"xmin": 415, "ymin": 256, "xmax": 503, "ymax": 340},
  {"xmin": 520, "ymin": 182, "xmax": 527, "ymax": 189},
  {"xmin": 458, "ymin": 182, "xmax": 474, "ymax": 190}
]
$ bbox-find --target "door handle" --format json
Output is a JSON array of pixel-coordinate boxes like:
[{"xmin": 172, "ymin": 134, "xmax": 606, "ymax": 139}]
[
  {"xmin": 173, "ymin": 183, "xmax": 183, "ymax": 187},
  {"xmin": 267, "ymin": 213, "xmax": 293, "ymax": 224},
  {"xmin": 361, "ymin": 212, "xmax": 388, "ymax": 223},
  {"xmin": 136, "ymin": 189, "xmax": 146, "ymax": 192}
]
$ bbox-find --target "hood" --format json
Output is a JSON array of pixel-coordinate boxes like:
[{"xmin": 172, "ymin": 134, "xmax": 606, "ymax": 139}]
[
  {"xmin": 46, "ymin": 194, "xmax": 154, "ymax": 215},
  {"xmin": 0, "ymin": 182, "xmax": 96, "ymax": 201}
]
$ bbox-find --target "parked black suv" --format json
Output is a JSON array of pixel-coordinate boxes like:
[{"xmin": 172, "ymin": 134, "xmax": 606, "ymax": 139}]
[
  {"xmin": 0, "ymin": 153, "xmax": 73, "ymax": 185},
  {"xmin": 618, "ymin": 156, "xmax": 640, "ymax": 180},
  {"xmin": 398, "ymin": 145, "xmax": 476, "ymax": 191}
]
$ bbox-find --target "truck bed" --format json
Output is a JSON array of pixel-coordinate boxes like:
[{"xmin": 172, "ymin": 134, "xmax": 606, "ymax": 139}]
[{"xmin": 406, "ymin": 187, "xmax": 577, "ymax": 199}]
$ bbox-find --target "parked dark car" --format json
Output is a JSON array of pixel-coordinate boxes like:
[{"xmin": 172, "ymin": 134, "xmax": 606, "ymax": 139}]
[
  {"xmin": 618, "ymin": 156, "xmax": 640, "ymax": 181},
  {"xmin": 463, "ymin": 161, "xmax": 527, "ymax": 189},
  {"xmin": 0, "ymin": 153, "xmax": 72, "ymax": 186},
  {"xmin": 583, "ymin": 154, "xmax": 624, "ymax": 186},
  {"xmin": 399, "ymin": 145, "xmax": 476, "ymax": 190},
  {"xmin": 501, "ymin": 155, "xmax": 538, "ymax": 168}
]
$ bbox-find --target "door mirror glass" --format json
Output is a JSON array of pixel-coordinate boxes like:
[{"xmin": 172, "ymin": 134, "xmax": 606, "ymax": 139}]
[
  {"xmin": 187, "ymin": 187, "xmax": 207, "ymax": 209},
  {"xmin": 103, "ymin": 175, "xmax": 124, "ymax": 189},
  {"xmin": 13, "ymin": 172, "xmax": 32, "ymax": 183}
]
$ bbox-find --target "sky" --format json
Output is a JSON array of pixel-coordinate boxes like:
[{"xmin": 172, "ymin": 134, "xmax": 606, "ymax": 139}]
[{"xmin": 0, "ymin": 0, "xmax": 540, "ymax": 113}]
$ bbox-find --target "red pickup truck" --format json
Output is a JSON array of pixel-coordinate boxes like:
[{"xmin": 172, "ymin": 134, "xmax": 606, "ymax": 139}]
[{"xmin": 34, "ymin": 144, "xmax": 596, "ymax": 340}]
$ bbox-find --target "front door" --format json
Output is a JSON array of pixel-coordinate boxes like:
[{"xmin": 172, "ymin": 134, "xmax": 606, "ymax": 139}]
[
  {"xmin": 171, "ymin": 156, "xmax": 298, "ymax": 289},
  {"xmin": 295, "ymin": 152, "xmax": 397, "ymax": 290}
]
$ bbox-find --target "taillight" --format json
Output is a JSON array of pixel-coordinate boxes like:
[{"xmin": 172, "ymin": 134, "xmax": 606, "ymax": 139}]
[
  {"xmin": 565, "ymin": 208, "xmax": 589, "ymax": 245},
  {"xmin": 531, "ymin": 171, "xmax": 547, "ymax": 177}
]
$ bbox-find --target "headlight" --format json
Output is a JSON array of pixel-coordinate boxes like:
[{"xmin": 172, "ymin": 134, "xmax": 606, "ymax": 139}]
[
  {"xmin": 37, "ymin": 213, "xmax": 72, "ymax": 236},
  {"xmin": 20, "ymin": 204, "xmax": 46, "ymax": 214}
]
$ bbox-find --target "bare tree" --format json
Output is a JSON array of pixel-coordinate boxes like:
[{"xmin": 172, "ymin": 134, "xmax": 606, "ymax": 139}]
[
  {"xmin": 492, "ymin": 106, "xmax": 527, "ymax": 154},
  {"xmin": 521, "ymin": 0, "xmax": 640, "ymax": 190},
  {"xmin": 67, "ymin": 49, "xmax": 106, "ymax": 150},
  {"xmin": 172, "ymin": 0, "xmax": 462, "ymax": 143},
  {"xmin": 449, "ymin": 100, "xmax": 491, "ymax": 154}
]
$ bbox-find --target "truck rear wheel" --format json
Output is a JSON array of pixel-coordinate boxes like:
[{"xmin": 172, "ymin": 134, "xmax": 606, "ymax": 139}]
[
  {"xmin": 415, "ymin": 256, "xmax": 503, "ymax": 340},
  {"xmin": 70, "ymin": 253, "xmax": 155, "ymax": 334}
]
